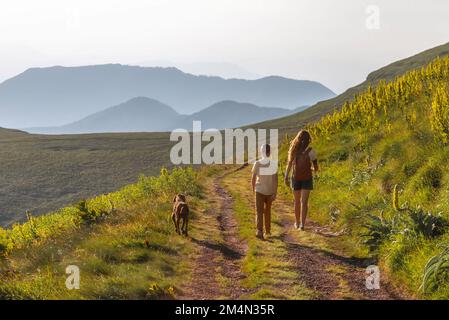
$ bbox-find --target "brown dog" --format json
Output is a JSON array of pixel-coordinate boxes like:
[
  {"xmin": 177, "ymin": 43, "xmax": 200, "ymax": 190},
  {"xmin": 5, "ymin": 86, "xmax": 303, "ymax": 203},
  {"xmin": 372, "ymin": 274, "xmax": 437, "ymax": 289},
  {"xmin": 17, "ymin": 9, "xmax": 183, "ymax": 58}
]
[{"xmin": 172, "ymin": 194, "xmax": 189, "ymax": 236}]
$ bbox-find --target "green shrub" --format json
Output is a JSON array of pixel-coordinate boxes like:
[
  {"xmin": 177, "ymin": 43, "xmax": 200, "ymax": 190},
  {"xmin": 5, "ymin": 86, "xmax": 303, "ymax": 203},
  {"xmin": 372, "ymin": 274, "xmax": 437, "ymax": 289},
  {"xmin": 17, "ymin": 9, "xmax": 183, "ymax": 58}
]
[
  {"xmin": 409, "ymin": 207, "xmax": 448, "ymax": 239},
  {"xmin": 412, "ymin": 162, "xmax": 443, "ymax": 191},
  {"xmin": 362, "ymin": 212, "xmax": 400, "ymax": 253},
  {"xmin": 422, "ymin": 165, "xmax": 443, "ymax": 189},
  {"xmin": 402, "ymin": 159, "xmax": 423, "ymax": 178}
]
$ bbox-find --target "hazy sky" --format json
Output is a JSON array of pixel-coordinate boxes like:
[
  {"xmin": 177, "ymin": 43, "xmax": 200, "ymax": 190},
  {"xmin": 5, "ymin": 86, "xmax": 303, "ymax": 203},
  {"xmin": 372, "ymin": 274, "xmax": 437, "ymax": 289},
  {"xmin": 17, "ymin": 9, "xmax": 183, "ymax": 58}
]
[{"xmin": 0, "ymin": 0, "xmax": 448, "ymax": 93}]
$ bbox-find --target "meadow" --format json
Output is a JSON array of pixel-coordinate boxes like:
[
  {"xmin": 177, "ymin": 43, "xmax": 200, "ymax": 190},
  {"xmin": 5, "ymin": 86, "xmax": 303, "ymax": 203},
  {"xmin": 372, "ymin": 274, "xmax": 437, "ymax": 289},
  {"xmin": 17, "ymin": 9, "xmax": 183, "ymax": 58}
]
[
  {"xmin": 0, "ymin": 130, "xmax": 175, "ymax": 226},
  {"xmin": 0, "ymin": 166, "xmax": 200, "ymax": 299}
]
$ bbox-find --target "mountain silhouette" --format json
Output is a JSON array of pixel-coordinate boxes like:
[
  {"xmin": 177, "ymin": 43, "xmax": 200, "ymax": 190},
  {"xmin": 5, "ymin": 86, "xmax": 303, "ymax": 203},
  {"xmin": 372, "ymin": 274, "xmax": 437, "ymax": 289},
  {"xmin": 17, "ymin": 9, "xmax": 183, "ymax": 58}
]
[
  {"xmin": 0, "ymin": 64, "xmax": 335, "ymax": 128},
  {"xmin": 26, "ymin": 98, "xmax": 295, "ymax": 134},
  {"xmin": 182, "ymin": 100, "xmax": 293, "ymax": 130}
]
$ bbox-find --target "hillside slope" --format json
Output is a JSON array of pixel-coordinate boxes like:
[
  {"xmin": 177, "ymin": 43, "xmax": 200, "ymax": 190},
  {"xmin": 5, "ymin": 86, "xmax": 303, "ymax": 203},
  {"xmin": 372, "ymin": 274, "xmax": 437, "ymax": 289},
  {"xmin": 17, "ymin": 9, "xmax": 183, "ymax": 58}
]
[
  {"xmin": 0, "ymin": 64, "xmax": 335, "ymax": 128},
  {"xmin": 256, "ymin": 42, "xmax": 449, "ymax": 132},
  {"xmin": 275, "ymin": 56, "xmax": 449, "ymax": 299}
]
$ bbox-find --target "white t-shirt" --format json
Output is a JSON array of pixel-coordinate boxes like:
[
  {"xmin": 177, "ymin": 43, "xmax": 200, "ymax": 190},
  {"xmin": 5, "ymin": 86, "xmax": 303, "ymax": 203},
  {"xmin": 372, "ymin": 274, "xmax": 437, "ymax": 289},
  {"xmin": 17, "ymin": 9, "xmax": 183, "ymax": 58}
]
[{"xmin": 252, "ymin": 159, "xmax": 278, "ymax": 196}]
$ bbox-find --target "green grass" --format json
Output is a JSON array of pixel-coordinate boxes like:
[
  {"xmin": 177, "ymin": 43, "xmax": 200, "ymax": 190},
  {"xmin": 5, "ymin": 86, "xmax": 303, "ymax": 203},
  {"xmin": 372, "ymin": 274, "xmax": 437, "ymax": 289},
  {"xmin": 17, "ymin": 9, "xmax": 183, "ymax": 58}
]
[{"xmin": 0, "ymin": 167, "xmax": 201, "ymax": 299}]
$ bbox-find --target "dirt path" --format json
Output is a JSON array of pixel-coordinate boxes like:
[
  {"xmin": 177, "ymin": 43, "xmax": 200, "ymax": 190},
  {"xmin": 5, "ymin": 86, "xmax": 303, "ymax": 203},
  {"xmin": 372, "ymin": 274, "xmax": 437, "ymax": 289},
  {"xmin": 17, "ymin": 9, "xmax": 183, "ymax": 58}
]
[
  {"xmin": 181, "ymin": 167, "xmax": 406, "ymax": 300},
  {"xmin": 179, "ymin": 174, "xmax": 249, "ymax": 299},
  {"xmin": 280, "ymin": 218, "xmax": 404, "ymax": 300}
]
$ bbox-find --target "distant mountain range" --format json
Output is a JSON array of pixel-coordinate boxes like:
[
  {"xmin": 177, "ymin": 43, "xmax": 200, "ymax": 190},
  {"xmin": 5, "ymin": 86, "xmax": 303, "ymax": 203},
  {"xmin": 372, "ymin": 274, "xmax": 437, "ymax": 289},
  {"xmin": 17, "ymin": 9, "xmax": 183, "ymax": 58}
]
[
  {"xmin": 26, "ymin": 97, "xmax": 299, "ymax": 134},
  {"xmin": 0, "ymin": 64, "xmax": 335, "ymax": 129}
]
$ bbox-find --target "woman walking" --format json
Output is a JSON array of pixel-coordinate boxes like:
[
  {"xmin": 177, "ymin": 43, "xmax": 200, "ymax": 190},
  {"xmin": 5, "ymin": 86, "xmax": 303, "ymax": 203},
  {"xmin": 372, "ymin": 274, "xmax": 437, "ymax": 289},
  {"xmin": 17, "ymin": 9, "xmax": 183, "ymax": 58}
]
[{"xmin": 284, "ymin": 130, "xmax": 318, "ymax": 230}]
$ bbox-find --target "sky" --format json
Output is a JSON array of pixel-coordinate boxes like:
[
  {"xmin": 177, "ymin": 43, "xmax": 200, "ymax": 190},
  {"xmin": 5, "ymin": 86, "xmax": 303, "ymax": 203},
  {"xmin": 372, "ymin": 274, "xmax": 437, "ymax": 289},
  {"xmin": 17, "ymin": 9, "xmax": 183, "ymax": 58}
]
[{"xmin": 0, "ymin": 0, "xmax": 448, "ymax": 93}]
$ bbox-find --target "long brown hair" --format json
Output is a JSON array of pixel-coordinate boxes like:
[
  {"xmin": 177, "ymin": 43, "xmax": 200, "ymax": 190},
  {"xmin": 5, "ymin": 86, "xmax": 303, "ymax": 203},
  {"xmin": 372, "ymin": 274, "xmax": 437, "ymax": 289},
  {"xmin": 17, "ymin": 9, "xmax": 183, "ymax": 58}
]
[{"xmin": 288, "ymin": 130, "xmax": 312, "ymax": 163}]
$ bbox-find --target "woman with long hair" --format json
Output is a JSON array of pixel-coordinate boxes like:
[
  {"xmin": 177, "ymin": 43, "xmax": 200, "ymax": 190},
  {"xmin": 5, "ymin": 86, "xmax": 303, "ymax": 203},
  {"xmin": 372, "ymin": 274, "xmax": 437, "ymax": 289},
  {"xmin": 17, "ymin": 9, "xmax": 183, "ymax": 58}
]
[{"xmin": 284, "ymin": 130, "xmax": 318, "ymax": 230}]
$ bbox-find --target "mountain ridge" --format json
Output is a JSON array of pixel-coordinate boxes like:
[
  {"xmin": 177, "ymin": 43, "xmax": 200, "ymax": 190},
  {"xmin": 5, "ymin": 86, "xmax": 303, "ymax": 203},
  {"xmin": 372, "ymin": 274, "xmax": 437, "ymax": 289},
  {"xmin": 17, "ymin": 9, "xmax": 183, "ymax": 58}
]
[
  {"xmin": 25, "ymin": 98, "xmax": 295, "ymax": 134},
  {"xmin": 0, "ymin": 64, "xmax": 335, "ymax": 128}
]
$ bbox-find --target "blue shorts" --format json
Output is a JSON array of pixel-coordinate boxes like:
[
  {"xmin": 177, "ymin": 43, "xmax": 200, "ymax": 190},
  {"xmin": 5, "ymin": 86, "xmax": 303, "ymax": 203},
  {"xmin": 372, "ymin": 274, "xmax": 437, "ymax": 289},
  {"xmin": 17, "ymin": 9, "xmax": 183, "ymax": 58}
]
[{"xmin": 291, "ymin": 178, "xmax": 314, "ymax": 191}]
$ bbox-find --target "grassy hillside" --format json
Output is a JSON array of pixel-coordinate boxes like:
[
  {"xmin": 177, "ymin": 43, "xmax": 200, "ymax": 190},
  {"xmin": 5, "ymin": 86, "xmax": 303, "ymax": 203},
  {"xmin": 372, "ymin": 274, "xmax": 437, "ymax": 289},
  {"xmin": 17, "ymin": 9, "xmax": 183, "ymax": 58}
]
[
  {"xmin": 0, "ymin": 129, "xmax": 175, "ymax": 226},
  {"xmin": 276, "ymin": 56, "xmax": 449, "ymax": 299},
  {"xmin": 256, "ymin": 42, "xmax": 449, "ymax": 133},
  {"xmin": 0, "ymin": 167, "xmax": 201, "ymax": 299}
]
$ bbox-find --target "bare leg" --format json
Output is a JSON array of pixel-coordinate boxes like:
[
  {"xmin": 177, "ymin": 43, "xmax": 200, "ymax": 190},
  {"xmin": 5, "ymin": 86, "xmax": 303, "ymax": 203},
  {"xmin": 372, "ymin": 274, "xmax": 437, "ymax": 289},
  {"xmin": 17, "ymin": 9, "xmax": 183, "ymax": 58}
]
[
  {"xmin": 255, "ymin": 193, "xmax": 264, "ymax": 237},
  {"xmin": 181, "ymin": 217, "xmax": 186, "ymax": 235},
  {"xmin": 293, "ymin": 191, "xmax": 302, "ymax": 226},
  {"xmin": 184, "ymin": 215, "xmax": 189, "ymax": 236},
  {"xmin": 264, "ymin": 197, "xmax": 273, "ymax": 234},
  {"xmin": 176, "ymin": 217, "xmax": 181, "ymax": 234},
  {"xmin": 172, "ymin": 214, "xmax": 178, "ymax": 233},
  {"xmin": 300, "ymin": 189, "xmax": 311, "ymax": 228}
]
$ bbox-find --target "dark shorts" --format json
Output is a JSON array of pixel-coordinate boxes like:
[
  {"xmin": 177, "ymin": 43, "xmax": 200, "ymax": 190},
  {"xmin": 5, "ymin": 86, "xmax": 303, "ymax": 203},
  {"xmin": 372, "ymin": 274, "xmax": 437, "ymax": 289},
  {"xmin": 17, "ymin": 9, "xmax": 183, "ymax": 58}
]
[{"xmin": 291, "ymin": 178, "xmax": 314, "ymax": 191}]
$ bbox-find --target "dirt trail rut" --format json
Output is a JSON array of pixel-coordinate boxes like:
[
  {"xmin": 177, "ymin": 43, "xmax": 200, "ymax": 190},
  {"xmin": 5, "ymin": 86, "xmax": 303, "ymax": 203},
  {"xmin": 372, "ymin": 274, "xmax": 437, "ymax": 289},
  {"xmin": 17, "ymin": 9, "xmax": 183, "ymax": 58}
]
[
  {"xmin": 179, "ymin": 175, "xmax": 249, "ymax": 299},
  {"xmin": 281, "ymin": 218, "xmax": 404, "ymax": 300}
]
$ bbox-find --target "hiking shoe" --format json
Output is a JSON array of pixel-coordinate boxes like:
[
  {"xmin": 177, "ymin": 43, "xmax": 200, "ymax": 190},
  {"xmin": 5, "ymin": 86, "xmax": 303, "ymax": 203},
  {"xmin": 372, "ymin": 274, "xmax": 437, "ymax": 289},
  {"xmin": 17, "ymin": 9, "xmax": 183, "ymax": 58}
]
[
  {"xmin": 299, "ymin": 224, "xmax": 305, "ymax": 231},
  {"xmin": 256, "ymin": 232, "xmax": 264, "ymax": 240},
  {"xmin": 294, "ymin": 222, "xmax": 300, "ymax": 229}
]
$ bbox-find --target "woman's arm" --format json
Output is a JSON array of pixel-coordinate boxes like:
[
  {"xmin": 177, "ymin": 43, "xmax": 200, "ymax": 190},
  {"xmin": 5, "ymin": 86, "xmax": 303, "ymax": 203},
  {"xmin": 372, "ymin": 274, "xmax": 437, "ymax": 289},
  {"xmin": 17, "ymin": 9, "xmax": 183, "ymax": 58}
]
[
  {"xmin": 312, "ymin": 160, "xmax": 319, "ymax": 173},
  {"xmin": 251, "ymin": 172, "xmax": 257, "ymax": 193},
  {"xmin": 284, "ymin": 160, "xmax": 293, "ymax": 186}
]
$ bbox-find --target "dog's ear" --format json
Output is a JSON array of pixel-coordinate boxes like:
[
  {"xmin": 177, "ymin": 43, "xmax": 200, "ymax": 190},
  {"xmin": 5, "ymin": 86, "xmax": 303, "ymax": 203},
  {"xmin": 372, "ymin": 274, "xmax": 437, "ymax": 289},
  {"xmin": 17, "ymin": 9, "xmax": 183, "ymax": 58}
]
[
  {"xmin": 173, "ymin": 195, "xmax": 177, "ymax": 203},
  {"xmin": 179, "ymin": 194, "xmax": 186, "ymax": 202}
]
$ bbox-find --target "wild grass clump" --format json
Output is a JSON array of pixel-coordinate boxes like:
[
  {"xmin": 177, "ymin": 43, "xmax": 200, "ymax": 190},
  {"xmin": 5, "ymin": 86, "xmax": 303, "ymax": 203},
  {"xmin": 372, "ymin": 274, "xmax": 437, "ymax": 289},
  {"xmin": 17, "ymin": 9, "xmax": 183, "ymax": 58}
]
[
  {"xmin": 146, "ymin": 283, "xmax": 175, "ymax": 300},
  {"xmin": 422, "ymin": 245, "xmax": 449, "ymax": 296},
  {"xmin": 0, "ymin": 167, "xmax": 199, "ymax": 256}
]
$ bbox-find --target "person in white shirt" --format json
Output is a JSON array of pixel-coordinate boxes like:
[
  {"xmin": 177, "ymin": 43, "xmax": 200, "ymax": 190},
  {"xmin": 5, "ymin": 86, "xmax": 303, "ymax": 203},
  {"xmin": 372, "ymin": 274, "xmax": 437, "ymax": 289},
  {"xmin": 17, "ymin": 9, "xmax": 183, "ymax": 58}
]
[{"xmin": 251, "ymin": 144, "xmax": 278, "ymax": 239}]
